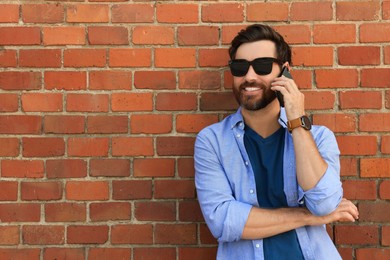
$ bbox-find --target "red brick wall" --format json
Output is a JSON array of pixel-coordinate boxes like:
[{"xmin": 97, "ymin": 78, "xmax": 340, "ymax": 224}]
[{"xmin": 0, "ymin": 1, "xmax": 389, "ymax": 259}]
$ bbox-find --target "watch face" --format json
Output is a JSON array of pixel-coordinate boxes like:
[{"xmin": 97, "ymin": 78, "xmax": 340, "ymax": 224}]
[{"xmin": 301, "ymin": 116, "xmax": 312, "ymax": 130}]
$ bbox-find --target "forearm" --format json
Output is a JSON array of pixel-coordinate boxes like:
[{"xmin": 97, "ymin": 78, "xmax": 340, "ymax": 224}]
[
  {"xmin": 242, "ymin": 199, "xmax": 359, "ymax": 240},
  {"xmin": 292, "ymin": 127, "xmax": 328, "ymax": 191},
  {"xmin": 242, "ymin": 206, "xmax": 314, "ymax": 240}
]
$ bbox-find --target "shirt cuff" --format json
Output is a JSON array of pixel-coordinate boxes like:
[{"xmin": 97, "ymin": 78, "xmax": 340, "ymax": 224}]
[
  {"xmin": 219, "ymin": 201, "xmax": 253, "ymax": 242},
  {"xmin": 298, "ymin": 167, "xmax": 342, "ymax": 216}
]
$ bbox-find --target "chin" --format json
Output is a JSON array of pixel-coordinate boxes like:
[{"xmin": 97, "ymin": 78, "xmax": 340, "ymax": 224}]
[
  {"xmin": 240, "ymin": 95, "xmax": 276, "ymax": 111},
  {"xmin": 234, "ymin": 84, "xmax": 277, "ymax": 110}
]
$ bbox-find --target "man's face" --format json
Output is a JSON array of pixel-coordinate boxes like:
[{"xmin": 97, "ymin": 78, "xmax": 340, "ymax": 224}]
[{"xmin": 232, "ymin": 40, "xmax": 282, "ymax": 111}]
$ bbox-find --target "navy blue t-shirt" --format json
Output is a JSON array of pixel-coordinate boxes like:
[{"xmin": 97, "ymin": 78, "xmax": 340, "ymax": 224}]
[{"xmin": 244, "ymin": 125, "xmax": 304, "ymax": 260}]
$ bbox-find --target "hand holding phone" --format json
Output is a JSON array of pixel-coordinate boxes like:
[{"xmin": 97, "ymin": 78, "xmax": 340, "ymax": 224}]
[{"xmin": 275, "ymin": 66, "xmax": 293, "ymax": 107}]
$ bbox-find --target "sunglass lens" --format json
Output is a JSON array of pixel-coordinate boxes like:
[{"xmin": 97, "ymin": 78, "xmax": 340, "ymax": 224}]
[
  {"xmin": 229, "ymin": 60, "xmax": 249, "ymax": 77},
  {"xmin": 252, "ymin": 59, "xmax": 273, "ymax": 75}
]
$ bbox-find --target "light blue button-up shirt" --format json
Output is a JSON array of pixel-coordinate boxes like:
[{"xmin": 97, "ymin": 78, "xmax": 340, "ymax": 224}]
[{"xmin": 194, "ymin": 108, "xmax": 343, "ymax": 260}]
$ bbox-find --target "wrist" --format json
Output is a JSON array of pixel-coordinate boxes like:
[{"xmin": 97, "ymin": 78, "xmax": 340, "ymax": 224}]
[
  {"xmin": 293, "ymin": 207, "xmax": 313, "ymax": 226},
  {"xmin": 285, "ymin": 108, "xmax": 305, "ymax": 121},
  {"xmin": 287, "ymin": 115, "xmax": 312, "ymax": 133}
]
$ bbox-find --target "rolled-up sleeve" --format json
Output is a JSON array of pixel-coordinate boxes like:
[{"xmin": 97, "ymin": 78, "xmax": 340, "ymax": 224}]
[
  {"xmin": 298, "ymin": 127, "xmax": 343, "ymax": 216},
  {"xmin": 194, "ymin": 131, "xmax": 252, "ymax": 242}
]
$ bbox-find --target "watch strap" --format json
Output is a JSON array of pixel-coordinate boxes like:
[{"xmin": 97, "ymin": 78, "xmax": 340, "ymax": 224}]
[{"xmin": 287, "ymin": 117, "xmax": 302, "ymax": 133}]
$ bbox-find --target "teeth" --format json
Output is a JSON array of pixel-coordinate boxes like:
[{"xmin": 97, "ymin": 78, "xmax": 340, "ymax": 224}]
[{"xmin": 245, "ymin": 87, "xmax": 261, "ymax": 92}]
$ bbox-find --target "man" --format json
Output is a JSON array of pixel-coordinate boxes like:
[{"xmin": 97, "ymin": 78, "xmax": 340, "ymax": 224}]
[{"xmin": 194, "ymin": 24, "xmax": 359, "ymax": 260}]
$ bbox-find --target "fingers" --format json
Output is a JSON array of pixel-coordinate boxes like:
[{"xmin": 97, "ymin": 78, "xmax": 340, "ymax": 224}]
[
  {"xmin": 334, "ymin": 198, "xmax": 359, "ymax": 223},
  {"xmin": 340, "ymin": 198, "xmax": 359, "ymax": 220},
  {"xmin": 338, "ymin": 212, "xmax": 357, "ymax": 222},
  {"xmin": 271, "ymin": 77, "xmax": 305, "ymax": 119},
  {"xmin": 272, "ymin": 75, "xmax": 297, "ymax": 89},
  {"xmin": 309, "ymin": 199, "xmax": 360, "ymax": 226},
  {"xmin": 271, "ymin": 77, "xmax": 296, "ymax": 93}
]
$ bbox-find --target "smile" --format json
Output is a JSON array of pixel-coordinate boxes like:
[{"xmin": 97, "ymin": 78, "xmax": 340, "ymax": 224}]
[{"xmin": 244, "ymin": 87, "xmax": 262, "ymax": 92}]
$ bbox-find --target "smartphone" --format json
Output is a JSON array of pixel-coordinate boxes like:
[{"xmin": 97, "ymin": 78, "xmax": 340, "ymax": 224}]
[{"xmin": 275, "ymin": 66, "xmax": 293, "ymax": 107}]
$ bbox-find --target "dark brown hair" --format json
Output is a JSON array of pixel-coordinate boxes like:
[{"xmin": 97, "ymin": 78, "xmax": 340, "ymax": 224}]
[{"xmin": 229, "ymin": 24, "xmax": 291, "ymax": 64}]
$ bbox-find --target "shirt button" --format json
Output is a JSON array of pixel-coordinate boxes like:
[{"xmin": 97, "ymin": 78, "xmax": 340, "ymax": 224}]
[
  {"xmin": 255, "ymin": 244, "xmax": 260, "ymax": 248},
  {"xmin": 249, "ymin": 189, "xmax": 254, "ymax": 194},
  {"xmin": 245, "ymin": 161, "xmax": 249, "ymax": 166},
  {"xmin": 236, "ymin": 134, "xmax": 241, "ymax": 138}
]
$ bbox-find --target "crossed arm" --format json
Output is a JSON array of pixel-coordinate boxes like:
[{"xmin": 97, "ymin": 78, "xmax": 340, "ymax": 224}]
[
  {"xmin": 241, "ymin": 126, "xmax": 359, "ymax": 240},
  {"xmin": 195, "ymin": 116, "xmax": 359, "ymax": 242},
  {"xmin": 242, "ymin": 198, "xmax": 359, "ymax": 240}
]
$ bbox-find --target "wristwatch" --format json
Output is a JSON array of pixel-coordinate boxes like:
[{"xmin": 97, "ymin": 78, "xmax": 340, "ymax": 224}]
[{"xmin": 287, "ymin": 115, "xmax": 312, "ymax": 133}]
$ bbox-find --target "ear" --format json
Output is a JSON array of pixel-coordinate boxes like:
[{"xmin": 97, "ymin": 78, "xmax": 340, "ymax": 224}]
[{"xmin": 283, "ymin": 61, "xmax": 291, "ymax": 71}]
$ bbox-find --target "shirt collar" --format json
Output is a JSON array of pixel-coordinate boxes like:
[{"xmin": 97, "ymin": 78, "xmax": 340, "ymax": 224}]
[{"xmin": 230, "ymin": 107, "xmax": 288, "ymax": 129}]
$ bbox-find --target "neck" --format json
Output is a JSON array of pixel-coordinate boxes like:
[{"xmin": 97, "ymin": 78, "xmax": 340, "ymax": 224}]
[{"xmin": 241, "ymin": 100, "xmax": 281, "ymax": 138}]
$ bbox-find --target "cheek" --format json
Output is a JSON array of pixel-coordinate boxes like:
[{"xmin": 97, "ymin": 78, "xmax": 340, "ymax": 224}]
[
  {"xmin": 233, "ymin": 77, "xmax": 244, "ymax": 86},
  {"xmin": 262, "ymin": 76, "xmax": 274, "ymax": 86},
  {"xmin": 272, "ymin": 64, "xmax": 282, "ymax": 78},
  {"xmin": 264, "ymin": 68, "xmax": 281, "ymax": 84}
]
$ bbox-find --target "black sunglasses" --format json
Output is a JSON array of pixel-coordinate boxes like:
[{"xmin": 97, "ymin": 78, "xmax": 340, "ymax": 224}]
[{"xmin": 228, "ymin": 57, "xmax": 281, "ymax": 77}]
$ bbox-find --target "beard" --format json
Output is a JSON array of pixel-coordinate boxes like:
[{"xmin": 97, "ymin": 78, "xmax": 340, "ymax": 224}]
[{"xmin": 233, "ymin": 81, "xmax": 277, "ymax": 111}]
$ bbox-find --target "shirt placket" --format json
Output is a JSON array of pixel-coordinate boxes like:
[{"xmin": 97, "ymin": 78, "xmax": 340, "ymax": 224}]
[
  {"xmin": 233, "ymin": 123, "xmax": 258, "ymax": 206},
  {"xmin": 233, "ymin": 122, "xmax": 265, "ymax": 259}
]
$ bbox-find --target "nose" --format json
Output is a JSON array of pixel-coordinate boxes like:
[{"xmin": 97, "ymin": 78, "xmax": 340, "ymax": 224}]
[{"xmin": 244, "ymin": 65, "xmax": 257, "ymax": 82}]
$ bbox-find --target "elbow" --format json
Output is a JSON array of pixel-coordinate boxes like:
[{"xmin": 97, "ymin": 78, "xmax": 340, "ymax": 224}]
[
  {"xmin": 306, "ymin": 191, "xmax": 343, "ymax": 216},
  {"xmin": 307, "ymin": 202, "xmax": 337, "ymax": 216},
  {"xmin": 302, "ymin": 167, "xmax": 343, "ymax": 216}
]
